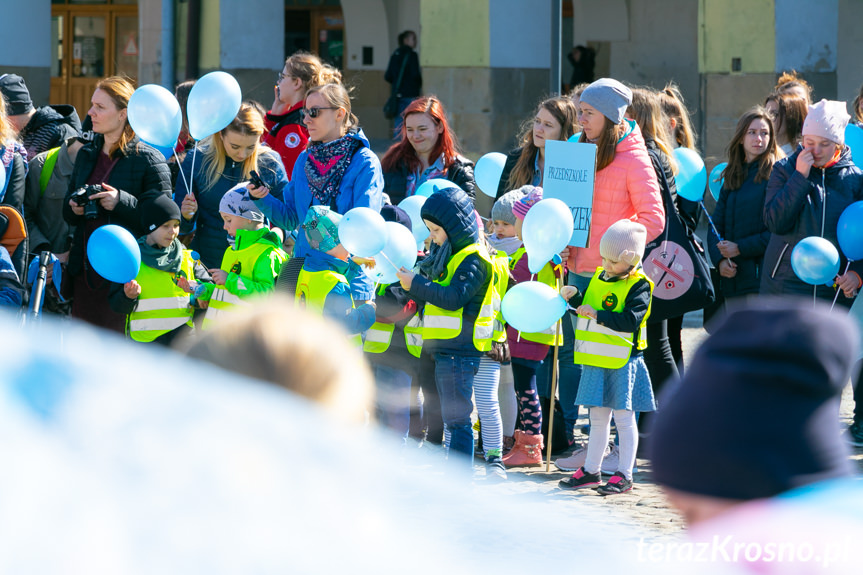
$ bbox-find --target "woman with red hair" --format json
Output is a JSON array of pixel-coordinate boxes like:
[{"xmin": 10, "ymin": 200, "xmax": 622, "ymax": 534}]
[{"xmin": 381, "ymin": 96, "xmax": 475, "ymax": 205}]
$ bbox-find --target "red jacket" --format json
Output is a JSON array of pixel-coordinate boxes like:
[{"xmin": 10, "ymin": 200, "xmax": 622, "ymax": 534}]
[{"xmin": 263, "ymin": 101, "xmax": 309, "ymax": 178}]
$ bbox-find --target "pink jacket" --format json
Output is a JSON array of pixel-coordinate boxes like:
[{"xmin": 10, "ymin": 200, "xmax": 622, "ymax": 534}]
[{"xmin": 568, "ymin": 121, "xmax": 665, "ymax": 275}]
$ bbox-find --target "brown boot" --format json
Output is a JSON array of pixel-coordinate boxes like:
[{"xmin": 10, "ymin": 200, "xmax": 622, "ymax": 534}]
[{"xmin": 502, "ymin": 431, "xmax": 544, "ymax": 467}]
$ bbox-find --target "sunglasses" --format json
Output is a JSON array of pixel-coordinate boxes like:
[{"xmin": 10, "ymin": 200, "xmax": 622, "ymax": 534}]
[{"xmin": 300, "ymin": 106, "xmax": 340, "ymax": 120}]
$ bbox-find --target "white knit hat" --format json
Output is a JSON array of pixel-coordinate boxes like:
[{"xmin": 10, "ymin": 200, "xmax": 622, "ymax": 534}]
[
  {"xmin": 599, "ymin": 219, "xmax": 647, "ymax": 266},
  {"xmin": 802, "ymin": 99, "xmax": 850, "ymax": 145}
]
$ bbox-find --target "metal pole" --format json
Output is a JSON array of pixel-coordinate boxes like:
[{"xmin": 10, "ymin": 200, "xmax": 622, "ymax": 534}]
[
  {"xmin": 550, "ymin": 0, "xmax": 562, "ymax": 96},
  {"xmin": 161, "ymin": 0, "xmax": 175, "ymax": 88}
]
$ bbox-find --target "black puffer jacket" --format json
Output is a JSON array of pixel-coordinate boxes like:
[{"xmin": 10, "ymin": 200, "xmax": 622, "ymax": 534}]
[
  {"xmin": 63, "ymin": 134, "xmax": 172, "ymax": 277},
  {"xmin": 708, "ymin": 162, "xmax": 771, "ymax": 297},
  {"xmin": 21, "ymin": 105, "xmax": 81, "ymax": 158},
  {"xmin": 410, "ymin": 186, "xmax": 491, "ymax": 355},
  {"xmin": 761, "ymin": 146, "xmax": 863, "ymax": 301},
  {"xmin": 383, "ymin": 156, "xmax": 476, "ymax": 205}
]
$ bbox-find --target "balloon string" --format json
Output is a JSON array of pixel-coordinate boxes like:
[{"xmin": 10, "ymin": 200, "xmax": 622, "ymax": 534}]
[
  {"xmin": 172, "ymin": 147, "xmax": 190, "ymax": 193},
  {"xmin": 830, "ymin": 260, "xmax": 852, "ymax": 311},
  {"xmin": 187, "ymin": 146, "xmax": 198, "ymax": 198},
  {"xmin": 376, "ymin": 251, "xmax": 397, "ymax": 269},
  {"xmin": 699, "ymin": 200, "xmax": 722, "ymax": 241}
]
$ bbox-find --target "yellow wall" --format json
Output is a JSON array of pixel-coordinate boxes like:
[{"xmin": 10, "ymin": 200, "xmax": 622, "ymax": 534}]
[
  {"xmin": 200, "ymin": 0, "xmax": 220, "ymax": 70},
  {"xmin": 699, "ymin": 0, "xmax": 775, "ymax": 73},
  {"xmin": 420, "ymin": 0, "xmax": 489, "ymax": 67}
]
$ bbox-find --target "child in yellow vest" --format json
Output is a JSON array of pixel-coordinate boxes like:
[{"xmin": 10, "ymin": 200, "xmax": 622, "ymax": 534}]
[
  {"xmin": 296, "ymin": 205, "xmax": 376, "ymax": 336},
  {"xmin": 109, "ymin": 195, "xmax": 212, "ymax": 346},
  {"xmin": 197, "ymin": 186, "xmax": 287, "ymax": 326},
  {"xmin": 557, "ymin": 219, "xmax": 655, "ymax": 495}
]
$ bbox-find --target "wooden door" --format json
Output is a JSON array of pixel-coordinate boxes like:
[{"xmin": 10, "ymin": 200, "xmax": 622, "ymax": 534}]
[{"xmin": 50, "ymin": 4, "xmax": 138, "ymax": 121}]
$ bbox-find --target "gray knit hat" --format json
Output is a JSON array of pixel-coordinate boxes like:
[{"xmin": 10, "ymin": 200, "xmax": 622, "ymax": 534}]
[
  {"xmin": 599, "ymin": 219, "xmax": 646, "ymax": 266},
  {"xmin": 579, "ymin": 78, "xmax": 632, "ymax": 125},
  {"xmin": 218, "ymin": 184, "xmax": 265, "ymax": 223},
  {"xmin": 492, "ymin": 186, "xmax": 532, "ymax": 225}
]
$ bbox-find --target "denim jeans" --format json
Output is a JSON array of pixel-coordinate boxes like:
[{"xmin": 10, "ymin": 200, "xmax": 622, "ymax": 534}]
[
  {"xmin": 434, "ymin": 352, "xmax": 480, "ymax": 465},
  {"xmin": 538, "ymin": 272, "xmax": 592, "ymax": 440},
  {"xmin": 373, "ymin": 364, "xmax": 412, "ymax": 442}
]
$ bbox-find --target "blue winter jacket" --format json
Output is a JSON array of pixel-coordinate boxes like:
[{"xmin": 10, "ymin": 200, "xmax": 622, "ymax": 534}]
[
  {"xmin": 254, "ymin": 129, "xmax": 383, "ymax": 300},
  {"xmin": 708, "ymin": 162, "xmax": 771, "ymax": 298},
  {"xmin": 0, "ymin": 246, "xmax": 23, "ymax": 308},
  {"xmin": 174, "ymin": 147, "xmax": 288, "ymax": 269},
  {"xmin": 408, "ymin": 186, "xmax": 491, "ymax": 355},
  {"xmin": 761, "ymin": 146, "xmax": 863, "ymax": 302},
  {"xmin": 301, "ymin": 248, "xmax": 376, "ymax": 335}
]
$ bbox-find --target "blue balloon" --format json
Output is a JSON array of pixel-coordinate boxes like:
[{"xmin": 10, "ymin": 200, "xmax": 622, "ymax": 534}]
[
  {"xmin": 338, "ymin": 207, "xmax": 387, "ymax": 257},
  {"xmin": 86, "ymin": 225, "xmax": 141, "ymax": 284},
  {"xmin": 127, "ymin": 84, "xmax": 182, "ymax": 149},
  {"xmin": 368, "ymin": 222, "xmax": 418, "ymax": 285},
  {"xmin": 845, "ymin": 124, "xmax": 863, "ymax": 169},
  {"xmin": 567, "ymin": 132, "xmax": 583, "ymax": 143},
  {"xmin": 397, "ymin": 195, "xmax": 430, "ymax": 244},
  {"xmin": 708, "ymin": 162, "xmax": 727, "ymax": 201},
  {"xmin": 415, "ymin": 178, "xmax": 457, "ymax": 199},
  {"xmin": 791, "ymin": 236, "xmax": 840, "ymax": 285},
  {"xmin": 522, "ymin": 198, "xmax": 574, "ymax": 274},
  {"xmin": 673, "ymin": 147, "xmax": 708, "ymax": 202},
  {"xmin": 474, "ymin": 152, "xmax": 507, "ymax": 198},
  {"xmin": 838, "ymin": 201, "xmax": 863, "ymax": 261},
  {"xmin": 501, "ymin": 281, "xmax": 567, "ymax": 333},
  {"xmin": 187, "ymin": 71, "xmax": 243, "ymax": 141},
  {"xmin": 152, "ymin": 144, "xmax": 175, "ymax": 161}
]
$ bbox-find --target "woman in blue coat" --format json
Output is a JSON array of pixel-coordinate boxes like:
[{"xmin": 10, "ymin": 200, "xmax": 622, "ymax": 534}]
[
  {"xmin": 251, "ymin": 82, "xmax": 383, "ymax": 301},
  {"xmin": 709, "ymin": 107, "xmax": 781, "ymax": 303},
  {"xmin": 175, "ymin": 103, "xmax": 288, "ymax": 269}
]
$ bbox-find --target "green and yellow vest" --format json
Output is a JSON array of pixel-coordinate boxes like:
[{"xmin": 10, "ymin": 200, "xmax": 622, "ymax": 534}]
[
  {"xmin": 509, "ymin": 247, "xmax": 564, "ymax": 346},
  {"xmin": 128, "ymin": 250, "xmax": 196, "ymax": 342}
]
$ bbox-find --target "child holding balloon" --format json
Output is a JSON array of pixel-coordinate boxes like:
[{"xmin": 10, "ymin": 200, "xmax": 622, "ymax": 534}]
[
  {"xmin": 196, "ymin": 186, "xmax": 288, "ymax": 327},
  {"xmin": 501, "ymin": 187, "xmax": 565, "ymax": 468},
  {"xmin": 109, "ymin": 194, "xmax": 212, "ymax": 346},
  {"xmin": 395, "ymin": 186, "xmax": 495, "ymax": 467},
  {"xmin": 295, "ymin": 205, "xmax": 376, "ymax": 337},
  {"xmin": 558, "ymin": 219, "xmax": 655, "ymax": 495}
]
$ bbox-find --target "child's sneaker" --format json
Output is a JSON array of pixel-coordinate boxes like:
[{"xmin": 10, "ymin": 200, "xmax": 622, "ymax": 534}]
[
  {"xmin": 558, "ymin": 467, "xmax": 601, "ymax": 490},
  {"xmin": 596, "ymin": 471, "xmax": 633, "ymax": 495}
]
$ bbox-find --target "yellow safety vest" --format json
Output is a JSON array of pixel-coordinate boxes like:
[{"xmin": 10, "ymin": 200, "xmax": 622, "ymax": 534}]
[
  {"xmin": 509, "ymin": 247, "xmax": 564, "ymax": 346},
  {"xmin": 203, "ymin": 241, "xmax": 280, "ymax": 328},
  {"xmin": 572, "ymin": 267, "xmax": 653, "ymax": 369},
  {"xmin": 296, "ymin": 267, "xmax": 363, "ymax": 346},
  {"xmin": 490, "ymin": 254, "xmax": 511, "ymax": 343},
  {"xmin": 363, "ymin": 285, "xmax": 424, "ymax": 357},
  {"xmin": 422, "ymin": 243, "xmax": 495, "ymax": 352},
  {"xmin": 128, "ymin": 250, "xmax": 196, "ymax": 342}
]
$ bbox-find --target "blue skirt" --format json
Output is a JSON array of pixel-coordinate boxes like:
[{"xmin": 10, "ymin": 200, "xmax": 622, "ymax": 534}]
[{"xmin": 575, "ymin": 355, "xmax": 656, "ymax": 412}]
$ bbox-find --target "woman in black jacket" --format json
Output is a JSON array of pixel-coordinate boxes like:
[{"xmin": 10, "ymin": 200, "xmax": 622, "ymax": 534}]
[
  {"xmin": 63, "ymin": 76, "xmax": 172, "ymax": 332},
  {"xmin": 495, "ymin": 96, "xmax": 579, "ymax": 199},
  {"xmin": 381, "ymin": 96, "xmax": 475, "ymax": 206},
  {"xmin": 709, "ymin": 107, "xmax": 781, "ymax": 304}
]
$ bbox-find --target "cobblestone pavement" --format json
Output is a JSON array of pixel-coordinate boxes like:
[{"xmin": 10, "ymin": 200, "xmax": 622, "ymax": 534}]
[{"xmin": 492, "ymin": 313, "xmax": 863, "ymax": 544}]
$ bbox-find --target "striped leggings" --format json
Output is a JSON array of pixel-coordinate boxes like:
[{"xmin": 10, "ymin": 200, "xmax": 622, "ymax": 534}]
[{"xmin": 445, "ymin": 356, "xmax": 503, "ymax": 458}]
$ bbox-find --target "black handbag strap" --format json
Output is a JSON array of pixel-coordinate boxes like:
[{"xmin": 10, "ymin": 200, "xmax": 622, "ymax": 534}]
[
  {"xmin": 648, "ymin": 150, "xmax": 676, "ymax": 245},
  {"xmin": 391, "ymin": 51, "xmax": 410, "ymax": 96}
]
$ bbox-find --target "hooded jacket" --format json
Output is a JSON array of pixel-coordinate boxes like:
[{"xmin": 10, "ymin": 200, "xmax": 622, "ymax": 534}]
[
  {"xmin": 175, "ymin": 146, "xmax": 288, "ymax": 269},
  {"xmin": 708, "ymin": 162, "xmax": 771, "ymax": 298},
  {"xmin": 761, "ymin": 146, "xmax": 863, "ymax": 301},
  {"xmin": 301, "ymin": 248, "xmax": 377, "ymax": 335},
  {"xmin": 568, "ymin": 121, "xmax": 664, "ymax": 275},
  {"xmin": 21, "ymin": 105, "xmax": 81, "ymax": 158},
  {"xmin": 254, "ymin": 129, "xmax": 383, "ymax": 300},
  {"xmin": 409, "ymin": 186, "xmax": 491, "ymax": 355}
]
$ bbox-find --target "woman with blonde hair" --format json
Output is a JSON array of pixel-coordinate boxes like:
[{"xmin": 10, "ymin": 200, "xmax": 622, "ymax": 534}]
[
  {"xmin": 251, "ymin": 82, "xmax": 383, "ymax": 303},
  {"xmin": 0, "ymin": 94, "xmax": 27, "ymax": 217},
  {"xmin": 495, "ymin": 97, "xmax": 579, "ymax": 199},
  {"xmin": 63, "ymin": 76, "xmax": 173, "ymax": 331},
  {"xmin": 175, "ymin": 102, "xmax": 288, "ymax": 268},
  {"xmin": 265, "ymin": 51, "xmax": 342, "ymax": 176}
]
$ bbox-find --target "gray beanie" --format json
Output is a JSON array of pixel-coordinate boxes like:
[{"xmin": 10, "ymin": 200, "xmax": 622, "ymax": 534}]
[
  {"xmin": 579, "ymin": 78, "xmax": 632, "ymax": 125},
  {"xmin": 492, "ymin": 186, "xmax": 532, "ymax": 225},
  {"xmin": 599, "ymin": 219, "xmax": 646, "ymax": 266},
  {"xmin": 218, "ymin": 184, "xmax": 265, "ymax": 223}
]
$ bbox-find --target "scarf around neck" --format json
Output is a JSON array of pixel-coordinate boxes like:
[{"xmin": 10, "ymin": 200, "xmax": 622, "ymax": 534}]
[
  {"xmin": 138, "ymin": 237, "xmax": 184, "ymax": 274},
  {"xmin": 304, "ymin": 134, "xmax": 362, "ymax": 206},
  {"xmin": 418, "ymin": 240, "xmax": 452, "ymax": 282}
]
